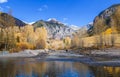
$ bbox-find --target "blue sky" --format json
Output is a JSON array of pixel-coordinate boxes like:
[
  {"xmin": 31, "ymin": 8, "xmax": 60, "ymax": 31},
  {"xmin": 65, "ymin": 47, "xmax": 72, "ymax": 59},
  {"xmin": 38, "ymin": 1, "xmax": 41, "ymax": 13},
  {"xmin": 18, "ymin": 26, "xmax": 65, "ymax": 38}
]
[{"xmin": 0, "ymin": 0, "xmax": 120, "ymax": 27}]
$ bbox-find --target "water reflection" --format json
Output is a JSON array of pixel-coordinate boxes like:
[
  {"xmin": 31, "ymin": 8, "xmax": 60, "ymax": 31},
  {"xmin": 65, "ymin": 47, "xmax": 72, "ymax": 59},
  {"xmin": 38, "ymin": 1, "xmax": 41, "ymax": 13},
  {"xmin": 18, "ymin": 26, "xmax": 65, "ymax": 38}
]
[
  {"xmin": 91, "ymin": 66, "xmax": 120, "ymax": 77},
  {"xmin": 0, "ymin": 58, "xmax": 120, "ymax": 77},
  {"xmin": 0, "ymin": 58, "xmax": 93, "ymax": 77}
]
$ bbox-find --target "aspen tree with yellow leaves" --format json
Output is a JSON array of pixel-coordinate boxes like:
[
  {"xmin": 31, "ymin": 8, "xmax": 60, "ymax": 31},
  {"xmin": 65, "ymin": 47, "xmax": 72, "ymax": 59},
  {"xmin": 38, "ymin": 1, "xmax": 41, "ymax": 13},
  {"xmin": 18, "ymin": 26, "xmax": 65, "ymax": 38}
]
[
  {"xmin": 35, "ymin": 27, "xmax": 47, "ymax": 49},
  {"xmin": 63, "ymin": 37, "xmax": 71, "ymax": 49}
]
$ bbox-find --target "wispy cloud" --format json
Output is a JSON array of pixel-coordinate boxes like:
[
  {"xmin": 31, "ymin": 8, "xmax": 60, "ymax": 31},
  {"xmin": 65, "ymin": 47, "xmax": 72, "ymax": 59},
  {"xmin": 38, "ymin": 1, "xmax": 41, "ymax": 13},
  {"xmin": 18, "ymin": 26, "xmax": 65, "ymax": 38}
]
[
  {"xmin": 38, "ymin": 8, "xmax": 42, "ymax": 11},
  {"xmin": 62, "ymin": 18, "xmax": 68, "ymax": 25},
  {"xmin": 6, "ymin": 6, "xmax": 10, "ymax": 9},
  {"xmin": 38, "ymin": 4, "xmax": 48, "ymax": 12},
  {"xmin": 0, "ymin": 6, "xmax": 3, "ymax": 11},
  {"xmin": 63, "ymin": 18, "xmax": 68, "ymax": 21},
  {"xmin": 0, "ymin": 0, "xmax": 8, "ymax": 3},
  {"xmin": 0, "ymin": 6, "xmax": 11, "ymax": 12}
]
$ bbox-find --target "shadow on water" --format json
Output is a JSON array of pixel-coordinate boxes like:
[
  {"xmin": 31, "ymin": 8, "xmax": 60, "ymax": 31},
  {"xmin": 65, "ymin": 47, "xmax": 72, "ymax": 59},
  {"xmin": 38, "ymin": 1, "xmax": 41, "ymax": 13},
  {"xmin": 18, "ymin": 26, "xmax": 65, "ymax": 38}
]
[{"xmin": 0, "ymin": 58, "xmax": 120, "ymax": 77}]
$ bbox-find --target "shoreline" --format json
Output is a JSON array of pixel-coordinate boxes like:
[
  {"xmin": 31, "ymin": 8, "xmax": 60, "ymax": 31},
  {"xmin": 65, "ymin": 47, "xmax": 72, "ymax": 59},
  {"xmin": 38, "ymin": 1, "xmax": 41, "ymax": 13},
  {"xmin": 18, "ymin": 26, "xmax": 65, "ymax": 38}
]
[
  {"xmin": 0, "ymin": 48, "xmax": 120, "ymax": 58},
  {"xmin": 0, "ymin": 48, "xmax": 120, "ymax": 66}
]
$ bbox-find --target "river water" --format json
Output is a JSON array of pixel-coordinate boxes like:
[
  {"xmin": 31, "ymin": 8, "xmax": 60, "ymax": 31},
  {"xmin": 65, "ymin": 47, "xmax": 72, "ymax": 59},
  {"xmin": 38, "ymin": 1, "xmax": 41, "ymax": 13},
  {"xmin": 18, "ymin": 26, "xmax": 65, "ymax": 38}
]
[{"xmin": 0, "ymin": 57, "xmax": 120, "ymax": 77}]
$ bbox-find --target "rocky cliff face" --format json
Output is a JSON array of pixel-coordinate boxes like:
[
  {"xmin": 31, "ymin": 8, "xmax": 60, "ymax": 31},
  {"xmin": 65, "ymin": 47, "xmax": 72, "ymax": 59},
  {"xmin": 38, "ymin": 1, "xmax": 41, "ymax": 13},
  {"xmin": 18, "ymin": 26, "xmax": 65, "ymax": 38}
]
[
  {"xmin": 33, "ymin": 19, "xmax": 75, "ymax": 39},
  {"xmin": 94, "ymin": 4, "xmax": 117, "ymax": 26},
  {"xmin": 89, "ymin": 4, "xmax": 120, "ymax": 35},
  {"xmin": 86, "ymin": 22, "xmax": 93, "ymax": 36}
]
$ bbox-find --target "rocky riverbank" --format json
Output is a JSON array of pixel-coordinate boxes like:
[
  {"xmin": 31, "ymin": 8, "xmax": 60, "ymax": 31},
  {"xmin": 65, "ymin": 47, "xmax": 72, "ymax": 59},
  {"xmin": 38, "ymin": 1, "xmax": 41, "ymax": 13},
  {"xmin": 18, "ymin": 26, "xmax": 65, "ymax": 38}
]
[
  {"xmin": 0, "ymin": 48, "xmax": 120, "ymax": 67},
  {"xmin": 0, "ymin": 48, "xmax": 120, "ymax": 58},
  {"xmin": 0, "ymin": 49, "xmax": 84, "ymax": 58}
]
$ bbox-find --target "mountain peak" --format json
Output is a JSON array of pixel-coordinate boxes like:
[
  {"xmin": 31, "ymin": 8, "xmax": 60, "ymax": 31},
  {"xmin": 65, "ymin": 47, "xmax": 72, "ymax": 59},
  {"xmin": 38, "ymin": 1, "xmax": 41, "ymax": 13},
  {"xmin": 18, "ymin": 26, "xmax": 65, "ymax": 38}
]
[
  {"xmin": 47, "ymin": 18, "xmax": 62, "ymax": 24},
  {"xmin": 33, "ymin": 18, "xmax": 75, "ymax": 39}
]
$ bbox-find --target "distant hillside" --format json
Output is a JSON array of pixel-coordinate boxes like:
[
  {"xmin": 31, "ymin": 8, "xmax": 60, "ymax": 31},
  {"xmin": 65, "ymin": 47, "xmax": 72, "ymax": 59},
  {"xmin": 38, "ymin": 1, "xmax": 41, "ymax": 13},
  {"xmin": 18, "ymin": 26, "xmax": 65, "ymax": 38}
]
[
  {"xmin": 0, "ymin": 12, "xmax": 75, "ymax": 39},
  {"xmin": 89, "ymin": 4, "xmax": 120, "ymax": 35},
  {"xmin": 33, "ymin": 19, "xmax": 75, "ymax": 39},
  {"xmin": 0, "ymin": 12, "xmax": 26, "ymax": 28}
]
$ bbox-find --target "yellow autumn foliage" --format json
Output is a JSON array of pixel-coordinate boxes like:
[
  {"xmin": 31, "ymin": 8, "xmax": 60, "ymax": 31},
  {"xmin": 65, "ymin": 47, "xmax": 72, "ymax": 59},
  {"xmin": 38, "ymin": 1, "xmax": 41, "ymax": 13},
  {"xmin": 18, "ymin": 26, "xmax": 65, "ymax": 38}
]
[
  {"xmin": 63, "ymin": 37, "xmax": 71, "ymax": 49},
  {"xmin": 71, "ymin": 34, "xmax": 80, "ymax": 48},
  {"xmin": 48, "ymin": 40, "xmax": 65, "ymax": 50},
  {"xmin": 102, "ymin": 28, "xmax": 117, "ymax": 35},
  {"xmin": 64, "ymin": 37, "xmax": 71, "ymax": 45},
  {"xmin": 16, "ymin": 42, "xmax": 34, "ymax": 50},
  {"xmin": 104, "ymin": 28, "xmax": 112, "ymax": 34},
  {"xmin": 13, "ymin": 25, "xmax": 48, "ymax": 50},
  {"xmin": 35, "ymin": 27, "xmax": 47, "ymax": 49}
]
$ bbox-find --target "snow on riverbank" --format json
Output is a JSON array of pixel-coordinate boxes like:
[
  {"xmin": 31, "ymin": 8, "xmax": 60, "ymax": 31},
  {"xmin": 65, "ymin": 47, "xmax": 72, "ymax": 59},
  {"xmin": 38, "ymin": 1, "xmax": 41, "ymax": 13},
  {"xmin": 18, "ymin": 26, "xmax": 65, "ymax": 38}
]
[
  {"xmin": 48, "ymin": 52, "xmax": 84, "ymax": 57},
  {"xmin": 0, "ymin": 50, "xmax": 46, "ymax": 58},
  {"xmin": 0, "ymin": 49, "xmax": 83, "ymax": 58},
  {"xmin": 91, "ymin": 48, "xmax": 120, "ymax": 56}
]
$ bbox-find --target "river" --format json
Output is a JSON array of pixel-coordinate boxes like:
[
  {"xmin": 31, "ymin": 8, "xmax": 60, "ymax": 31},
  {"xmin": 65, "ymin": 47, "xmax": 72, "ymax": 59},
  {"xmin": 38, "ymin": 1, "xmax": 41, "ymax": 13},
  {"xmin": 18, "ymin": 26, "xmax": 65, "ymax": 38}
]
[{"xmin": 0, "ymin": 57, "xmax": 120, "ymax": 77}]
